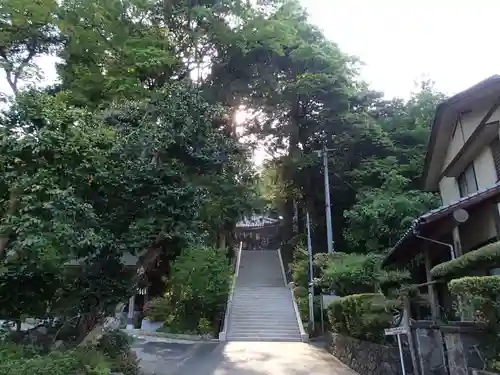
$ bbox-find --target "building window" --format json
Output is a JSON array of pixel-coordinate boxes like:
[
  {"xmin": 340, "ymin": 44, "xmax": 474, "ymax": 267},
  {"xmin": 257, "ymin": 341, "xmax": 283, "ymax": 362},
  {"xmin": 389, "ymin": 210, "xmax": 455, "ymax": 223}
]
[
  {"xmin": 491, "ymin": 137, "xmax": 500, "ymax": 180},
  {"xmin": 457, "ymin": 163, "xmax": 478, "ymax": 197}
]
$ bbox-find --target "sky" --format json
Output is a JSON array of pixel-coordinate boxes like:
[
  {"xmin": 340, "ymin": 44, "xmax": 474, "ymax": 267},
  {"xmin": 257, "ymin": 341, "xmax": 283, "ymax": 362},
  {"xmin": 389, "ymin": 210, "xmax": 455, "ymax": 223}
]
[
  {"xmin": 2, "ymin": 1, "xmax": 500, "ymax": 99},
  {"xmin": 303, "ymin": 0, "xmax": 500, "ymax": 98}
]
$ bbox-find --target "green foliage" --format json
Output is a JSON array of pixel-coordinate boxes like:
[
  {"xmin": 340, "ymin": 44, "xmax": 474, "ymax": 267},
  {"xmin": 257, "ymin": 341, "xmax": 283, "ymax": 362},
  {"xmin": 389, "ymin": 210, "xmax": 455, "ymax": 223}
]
[
  {"xmin": 317, "ymin": 252, "xmax": 410, "ymax": 297},
  {"xmin": 0, "ymin": 0, "xmax": 60, "ymax": 95},
  {"xmin": 145, "ymin": 245, "xmax": 231, "ymax": 334},
  {"xmin": 168, "ymin": 245, "xmax": 231, "ymax": 327},
  {"xmin": 431, "ymin": 241, "xmax": 500, "ymax": 279},
  {"xmin": 319, "ymin": 253, "xmax": 381, "ymax": 296},
  {"xmin": 344, "ymin": 181, "xmax": 439, "ymax": 253},
  {"xmin": 378, "ymin": 268, "xmax": 412, "ymax": 298},
  {"xmin": 448, "ymin": 276, "xmax": 500, "ymax": 324},
  {"xmin": 291, "ymin": 243, "xmax": 309, "ymax": 289},
  {"xmin": 0, "ymin": 344, "xmax": 111, "ymax": 375},
  {"xmin": 0, "ymin": 0, "xmax": 448, "ymax": 348},
  {"xmin": 96, "ymin": 330, "xmax": 139, "ymax": 375},
  {"xmin": 0, "ymin": 78, "xmax": 254, "ymax": 332},
  {"xmin": 143, "ymin": 297, "xmax": 172, "ymax": 323},
  {"xmin": 326, "ymin": 293, "xmax": 397, "ymax": 343},
  {"xmin": 448, "ymin": 276, "xmax": 500, "ymax": 371},
  {"xmin": 0, "ymin": 333, "xmax": 139, "ymax": 375},
  {"xmin": 295, "ymin": 288, "xmax": 322, "ymax": 325},
  {"xmin": 96, "ymin": 330, "xmax": 131, "ymax": 359}
]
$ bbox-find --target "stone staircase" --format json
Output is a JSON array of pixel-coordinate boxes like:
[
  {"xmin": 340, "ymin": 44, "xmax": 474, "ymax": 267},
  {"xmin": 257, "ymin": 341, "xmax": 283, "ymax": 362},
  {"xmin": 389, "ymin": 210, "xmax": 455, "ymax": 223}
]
[{"xmin": 226, "ymin": 250, "xmax": 305, "ymax": 342}]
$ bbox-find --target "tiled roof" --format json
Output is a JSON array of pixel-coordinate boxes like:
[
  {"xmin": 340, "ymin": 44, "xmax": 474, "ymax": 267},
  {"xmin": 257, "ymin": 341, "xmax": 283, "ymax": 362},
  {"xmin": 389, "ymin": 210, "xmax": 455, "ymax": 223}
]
[
  {"xmin": 236, "ymin": 215, "xmax": 280, "ymax": 228},
  {"xmin": 383, "ymin": 183, "xmax": 500, "ymax": 266}
]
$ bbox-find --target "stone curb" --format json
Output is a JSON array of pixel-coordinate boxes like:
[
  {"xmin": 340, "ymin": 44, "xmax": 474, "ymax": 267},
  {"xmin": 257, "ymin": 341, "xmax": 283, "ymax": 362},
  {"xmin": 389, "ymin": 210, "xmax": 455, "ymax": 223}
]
[{"xmin": 122, "ymin": 329, "xmax": 218, "ymax": 343}]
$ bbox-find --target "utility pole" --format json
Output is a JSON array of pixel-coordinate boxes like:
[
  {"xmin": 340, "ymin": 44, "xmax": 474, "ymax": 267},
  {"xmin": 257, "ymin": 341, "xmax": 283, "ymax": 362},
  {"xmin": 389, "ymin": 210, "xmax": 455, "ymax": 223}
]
[
  {"xmin": 319, "ymin": 146, "xmax": 334, "ymax": 253},
  {"xmin": 306, "ymin": 211, "xmax": 314, "ymax": 332}
]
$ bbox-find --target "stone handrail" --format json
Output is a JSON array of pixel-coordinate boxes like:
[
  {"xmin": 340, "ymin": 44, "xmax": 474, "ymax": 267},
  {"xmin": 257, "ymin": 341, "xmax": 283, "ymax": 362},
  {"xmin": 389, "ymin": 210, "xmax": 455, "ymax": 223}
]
[
  {"xmin": 277, "ymin": 248, "xmax": 308, "ymax": 342},
  {"xmin": 218, "ymin": 241, "xmax": 242, "ymax": 341}
]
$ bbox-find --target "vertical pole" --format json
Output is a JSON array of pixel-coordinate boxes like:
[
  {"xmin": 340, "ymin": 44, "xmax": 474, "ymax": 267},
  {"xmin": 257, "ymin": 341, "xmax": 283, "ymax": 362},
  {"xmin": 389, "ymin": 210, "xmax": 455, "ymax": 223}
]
[
  {"xmin": 424, "ymin": 246, "xmax": 439, "ymax": 320},
  {"xmin": 397, "ymin": 334, "xmax": 407, "ymax": 375},
  {"xmin": 306, "ymin": 211, "xmax": 314, "ymax": 332},
  {"xmin": 323, "ymin": 147, "xmax": 334, "ymax": 253},
  {"xmin": 320, "ymin": 295, "xmax": 324, "ymax": 334},
  {"xmin": 452, "ymin": 226, "xmax": 462, "ymax": 258},
  {"xmin": 403, "ymin": 295, "xmax": 420, "ymax": 375},
  {"xmin": 126, "ymin": 294, "xmax": 135, "ymax": 330}
]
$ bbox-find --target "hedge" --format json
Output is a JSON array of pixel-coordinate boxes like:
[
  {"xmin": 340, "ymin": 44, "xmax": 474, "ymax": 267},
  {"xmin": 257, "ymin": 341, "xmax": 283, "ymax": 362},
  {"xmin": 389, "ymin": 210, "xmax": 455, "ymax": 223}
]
[
  {"xmin": 326, "ymin": 293, "xmax": 398, "ymax": 343},
  {"xmin": 431, "ymin": 241, "xmax": 500, "ymax": 279},
  {"xmin": 448, "ymin": 276, "xmax": 500, "ymax": 324}
]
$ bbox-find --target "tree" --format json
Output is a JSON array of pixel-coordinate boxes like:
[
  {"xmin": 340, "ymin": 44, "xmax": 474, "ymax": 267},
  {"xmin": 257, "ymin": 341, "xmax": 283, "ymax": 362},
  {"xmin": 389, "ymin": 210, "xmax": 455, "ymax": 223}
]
[
  {"xmin": 343, "ymin": 83, "xmax": 444, "ymax": 254},
  {"xmin": 344, "ymin": 173, "xmax": 439, "ymax": 253},
  {"xmin": 0, "ymin": 0, "xmax": 60, "ymax": 95}
]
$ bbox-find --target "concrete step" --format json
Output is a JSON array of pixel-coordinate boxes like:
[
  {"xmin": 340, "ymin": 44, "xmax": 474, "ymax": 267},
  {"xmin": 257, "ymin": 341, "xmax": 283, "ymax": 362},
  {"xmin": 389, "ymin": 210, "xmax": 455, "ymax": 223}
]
[
  {"xmin": 229, "ymin": 328, "xmax": 300, "ymax": 335},
  {"xmin": 229, "ymin": 322, "xmax": 299, "ymax": 332},
  {"xmin": 227, "ymin": 334, "xmax": 302, "ymax": 342},
  {"xmin": 227, "ymin": 337, "xmax": 302, "ymax": 342},
  {"xmin": 230, "ymin": 309, "xmax": 295, "ymax": 321},
  {"xmin": 224, "ymin": 249, "xmax": 303, "ymax": 342},
  {"xmin": 229, "ymin": 318, "xmax": 299, "ymax": 324}
]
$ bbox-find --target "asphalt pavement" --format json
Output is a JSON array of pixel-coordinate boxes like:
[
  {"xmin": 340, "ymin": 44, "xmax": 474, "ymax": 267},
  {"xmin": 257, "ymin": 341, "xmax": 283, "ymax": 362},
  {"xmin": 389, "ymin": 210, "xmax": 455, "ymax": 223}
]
[{"xmin": 131, "ymin": 336, "xmax": 359, "ymax": 375}]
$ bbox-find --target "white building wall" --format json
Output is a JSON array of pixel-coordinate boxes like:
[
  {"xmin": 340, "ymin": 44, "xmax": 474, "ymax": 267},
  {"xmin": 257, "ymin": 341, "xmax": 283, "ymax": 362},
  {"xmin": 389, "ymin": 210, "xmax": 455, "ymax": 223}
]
[
  {"xmin": 438, "ymin": 177, "xmax": 460, "ymax": 205},
  {"xmin": 442, "ymin": 106, "xmax": 500, "ymax": 172},
  {"xmin": 473, "ymin": 147, "xmax": 497, "ymax": 189},
  {"xmin": 437, "ymin": 105, "xmax": 500, "ymax": 252}
]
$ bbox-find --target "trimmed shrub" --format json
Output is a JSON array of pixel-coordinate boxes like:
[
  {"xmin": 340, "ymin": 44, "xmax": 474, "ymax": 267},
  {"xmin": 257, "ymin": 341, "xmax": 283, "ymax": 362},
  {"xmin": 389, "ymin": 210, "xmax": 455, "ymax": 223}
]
[
  {"xmin": 326, "ymin": 293, "xmax": 397, "ymax": 343},
  {"xmin": 431, "ymin": 241, "xmax": 500, "ymax": 279},
  {"xmin": 378, "ymin": 269, "xmax": 412, "ymax": 297},
  {"xmin": 448, "ymin": 276, "xmax": 500, "ymax": 324},
  {"xmin": 320, "ymin": 253, "xmax": 382, "ymax": 296}
]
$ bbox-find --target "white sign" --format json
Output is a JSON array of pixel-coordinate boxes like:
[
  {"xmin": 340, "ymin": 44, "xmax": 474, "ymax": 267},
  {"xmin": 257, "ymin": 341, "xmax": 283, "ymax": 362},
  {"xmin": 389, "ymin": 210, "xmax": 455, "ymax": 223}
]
[
  {"xmin": 384, "ymin": 326, "xmax": 408, "ymax": 375},
  {"xmin": 384, "ymin": 326, "xmax": 408, "ymax": 336}
]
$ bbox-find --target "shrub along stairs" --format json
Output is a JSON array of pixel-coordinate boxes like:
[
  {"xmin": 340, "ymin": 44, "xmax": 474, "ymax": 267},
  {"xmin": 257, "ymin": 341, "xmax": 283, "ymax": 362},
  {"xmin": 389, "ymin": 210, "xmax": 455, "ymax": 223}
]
[{"xmin": 221, "ymin": 249, "xmax": 306, "ymax": 342}]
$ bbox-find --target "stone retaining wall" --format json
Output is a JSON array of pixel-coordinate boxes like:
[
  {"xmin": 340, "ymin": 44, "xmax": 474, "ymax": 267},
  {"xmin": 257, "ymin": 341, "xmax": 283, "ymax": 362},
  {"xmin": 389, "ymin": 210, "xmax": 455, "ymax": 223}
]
[{"xmin": 325, "ymin": 332, "xmax": 413, "ymax": 375}]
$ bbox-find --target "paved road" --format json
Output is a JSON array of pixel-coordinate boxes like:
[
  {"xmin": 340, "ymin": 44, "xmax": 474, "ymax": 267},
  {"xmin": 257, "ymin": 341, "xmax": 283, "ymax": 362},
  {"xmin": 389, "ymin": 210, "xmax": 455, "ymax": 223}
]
[{"xmin": 132, "ymin": 337, "xmax": 359, "ymax": 375}]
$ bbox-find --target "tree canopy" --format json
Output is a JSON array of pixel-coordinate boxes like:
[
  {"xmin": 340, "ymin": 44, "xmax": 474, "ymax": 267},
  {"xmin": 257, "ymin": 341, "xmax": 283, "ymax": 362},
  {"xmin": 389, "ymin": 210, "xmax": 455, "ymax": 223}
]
[{"xmin": 0, "ymin": 0, "xmax": 445, "ymax": 336}]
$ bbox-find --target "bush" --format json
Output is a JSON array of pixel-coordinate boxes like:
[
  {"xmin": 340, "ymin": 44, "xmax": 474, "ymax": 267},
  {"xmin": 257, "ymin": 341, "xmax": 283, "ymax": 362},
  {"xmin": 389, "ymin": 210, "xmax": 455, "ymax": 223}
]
[
  {"xmin": 147, "ymin": 245, "xmax": 231, "ymax": 334},
  {"xmin": 448, "ymin": 276, "xmax": 500, "ymax": 324},
  {"xmin": 291, "ymin": 245, "xmax": 309, "ymax": 288},
  {"xmin": 0, "ymin": 334, "xmax": 140, "ymax": 375},
  {"xmin": 106, "ymin": 350, "xmax": 140, "ymax": 375},
  {"xmin": 326, "ymin": 293, "xmax": 397, "ymax": 343},
  {"xmin": 97, "ymin": 330, "xmax": 131, "ymax": 359},
  {"xmin": 170, "ymin": 245, "xmax": 231, "ymax": 316},
  {"xmin": 294, "ymin": 287, "xmax": 323, "ymax": 324},
  {"xmin": 0, "ymin": 345, "xmax": 111, "ymax": 375},
  {"xmin": 97, "ymin": 330, "xmax": 139, "ymax": 375},
  {"xmin": 319, "ymin": 253, "xmax": 382, "ymax": 296},
  {"xmin": 378, "ymin": 269, "xmax": 412, "ymax": 298},
  {"xmin": 431, "ymin": 241, "xmax": 500, "ymax": 279},
  {"xmin": 143, "ymin": 297, "xmax": 172, "ymax": 322}
]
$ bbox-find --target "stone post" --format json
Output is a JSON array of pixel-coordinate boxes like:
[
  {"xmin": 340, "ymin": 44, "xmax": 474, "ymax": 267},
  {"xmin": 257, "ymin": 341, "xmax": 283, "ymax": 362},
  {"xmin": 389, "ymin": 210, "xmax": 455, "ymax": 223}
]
[
  {"xmin": 443, "ymin": 331, "xmax": 468, "ymax": 375},
  {"xmin": 126, "ymin": 294, "xmax": 135, "ymax": 330}
]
